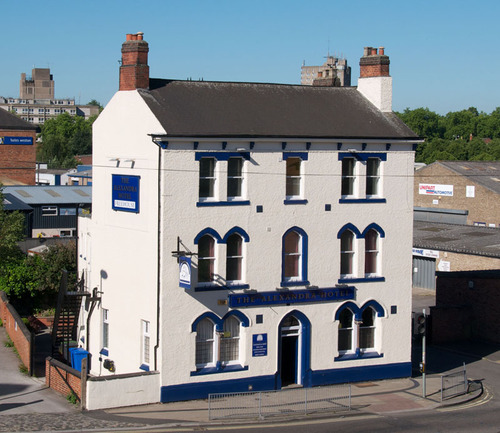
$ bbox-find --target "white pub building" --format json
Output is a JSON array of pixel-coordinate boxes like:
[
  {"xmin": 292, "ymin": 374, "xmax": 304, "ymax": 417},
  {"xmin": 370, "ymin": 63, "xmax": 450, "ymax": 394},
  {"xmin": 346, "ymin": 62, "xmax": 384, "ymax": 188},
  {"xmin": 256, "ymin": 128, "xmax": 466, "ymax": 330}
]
[{"xmin": 77, "ymin": 34, "xmax": 420, "ymax": 409}]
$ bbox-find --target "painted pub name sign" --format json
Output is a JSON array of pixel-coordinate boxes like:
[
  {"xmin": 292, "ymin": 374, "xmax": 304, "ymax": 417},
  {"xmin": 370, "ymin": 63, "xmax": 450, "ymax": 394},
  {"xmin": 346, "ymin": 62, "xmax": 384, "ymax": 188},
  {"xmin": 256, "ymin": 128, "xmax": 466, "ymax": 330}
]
[{"xmin": 228, "ymin": 287, "xmax": 354, "ymax": 308}]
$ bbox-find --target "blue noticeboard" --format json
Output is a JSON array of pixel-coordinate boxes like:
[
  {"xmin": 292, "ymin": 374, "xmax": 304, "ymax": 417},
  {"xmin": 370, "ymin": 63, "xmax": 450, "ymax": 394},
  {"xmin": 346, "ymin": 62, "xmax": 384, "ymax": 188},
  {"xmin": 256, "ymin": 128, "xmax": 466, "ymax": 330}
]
[
  {"xmin": 252, "ymin": 334, "xmax": 267, "ymax": 357},
  {"xmin": 112, "ymin": 174, "xmax": 140, "ymax": 213},
  {"xmin": 0, "ymin": 136, "xmax": 33, "ymax": 145}
]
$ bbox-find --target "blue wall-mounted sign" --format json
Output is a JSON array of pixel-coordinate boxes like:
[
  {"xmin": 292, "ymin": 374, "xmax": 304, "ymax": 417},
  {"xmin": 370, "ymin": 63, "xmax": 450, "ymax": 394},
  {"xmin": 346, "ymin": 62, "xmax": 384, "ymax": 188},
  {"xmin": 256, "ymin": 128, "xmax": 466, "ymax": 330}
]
[
  {"xmin": 0, "ymin": 136, "xmax": 33, "ymax": 145},
  {"xmin": 252, "ymin": 334, "xmax": 268, "ymax": 357},
  {"xmin": 112, "ymin": 174, "xmax": 140, "ymax": 213},
  {"xmin": 229, "ymin": 287, "xmax": 354, "ymax": 308},
  {"xmin": 179, "ymin": 257, "xmax": 192, "ymax": 289}
]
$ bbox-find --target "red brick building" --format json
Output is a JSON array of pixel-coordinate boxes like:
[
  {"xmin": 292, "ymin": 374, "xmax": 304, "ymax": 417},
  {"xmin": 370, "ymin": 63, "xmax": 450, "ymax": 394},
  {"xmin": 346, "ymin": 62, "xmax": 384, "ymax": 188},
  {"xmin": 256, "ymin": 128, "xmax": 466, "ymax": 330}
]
[{"xmin": 0, "ymin": 109, "xmax": 38, "ymax": 185}]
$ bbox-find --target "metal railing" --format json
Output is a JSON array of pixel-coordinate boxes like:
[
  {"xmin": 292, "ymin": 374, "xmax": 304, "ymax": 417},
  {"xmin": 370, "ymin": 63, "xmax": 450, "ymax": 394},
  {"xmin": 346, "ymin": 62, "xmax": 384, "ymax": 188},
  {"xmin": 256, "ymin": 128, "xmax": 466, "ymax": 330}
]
[
  {"xmin": 441, "ymin": 365, "xmax": 467, "ymax": 402},
  {"xmin": 208, "ymin": 384, "xmax": 351, "ymax": 420}
]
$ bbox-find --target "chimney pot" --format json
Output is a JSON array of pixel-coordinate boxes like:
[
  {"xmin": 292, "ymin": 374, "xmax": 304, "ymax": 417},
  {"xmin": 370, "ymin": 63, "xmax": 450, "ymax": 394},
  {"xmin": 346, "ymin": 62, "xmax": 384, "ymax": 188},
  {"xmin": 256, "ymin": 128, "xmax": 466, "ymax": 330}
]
[
  {"xmin": 371, "ymin": 47, "xmax": 377, "ymax": 56},
  {"xmin": 137, "ymin": 32, "xmax": 144, "ymax": 40},
  {"xmin": 379, "ymin": 47, "xmax": 385, "ymax": 56}
]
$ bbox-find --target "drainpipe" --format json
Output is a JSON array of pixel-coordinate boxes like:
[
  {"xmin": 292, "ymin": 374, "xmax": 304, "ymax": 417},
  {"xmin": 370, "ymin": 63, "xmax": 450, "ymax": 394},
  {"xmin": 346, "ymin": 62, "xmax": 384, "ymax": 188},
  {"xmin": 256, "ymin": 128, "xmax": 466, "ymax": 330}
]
[{"xmin": 150, "ymin": 134, "xmax": 167, "ymax": 371}]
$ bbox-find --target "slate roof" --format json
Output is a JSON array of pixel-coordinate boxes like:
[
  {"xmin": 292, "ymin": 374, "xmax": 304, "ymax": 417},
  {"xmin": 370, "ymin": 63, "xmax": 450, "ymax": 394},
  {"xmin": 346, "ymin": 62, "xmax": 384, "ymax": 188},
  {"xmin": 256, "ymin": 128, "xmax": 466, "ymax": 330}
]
[
  {"xmin": 3, "ymin": 185, "xmax": 92, "ymax": 205},
  {"xmin": 413, "ymin": 220, "xmax": 500, "ymax": 258},
  {"xmin": 139, "ymin": 79, "xmax": 419, "ymax": 140},
  {"xmin": 435, "ymin": 161, "xmax": 500, "ymax": 195},
  {"xmin": 0, "ymin": 109, "xmax": 38, "ymax": 131}
]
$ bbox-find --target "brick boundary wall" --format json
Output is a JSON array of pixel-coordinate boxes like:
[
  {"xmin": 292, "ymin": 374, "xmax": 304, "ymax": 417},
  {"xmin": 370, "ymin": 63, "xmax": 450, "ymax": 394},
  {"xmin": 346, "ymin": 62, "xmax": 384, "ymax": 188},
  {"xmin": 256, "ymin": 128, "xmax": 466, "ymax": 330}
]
[
  {"xmin": 46, "ymin": 356, "xmax": 82, "ymax": 401},
  {"xmin": 0, "ymin": 291, "xmax": 33, "ymax": 374}
]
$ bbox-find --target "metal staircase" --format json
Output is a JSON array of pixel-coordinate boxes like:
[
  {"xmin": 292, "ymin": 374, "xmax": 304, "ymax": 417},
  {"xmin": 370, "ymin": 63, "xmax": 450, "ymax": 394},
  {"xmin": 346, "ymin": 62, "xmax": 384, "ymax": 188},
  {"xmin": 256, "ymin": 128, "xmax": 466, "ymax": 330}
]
[{"xmin": 51, "ymin": 270, "xmax": 90, "ymax": 362}]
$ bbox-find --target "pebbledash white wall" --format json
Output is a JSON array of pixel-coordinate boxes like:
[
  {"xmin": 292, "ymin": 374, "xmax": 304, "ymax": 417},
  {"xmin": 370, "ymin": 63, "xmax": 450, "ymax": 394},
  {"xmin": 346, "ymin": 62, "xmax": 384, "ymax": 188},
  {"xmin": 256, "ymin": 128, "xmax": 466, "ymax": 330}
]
[{"xmin": 79, "ymin": 88, "xmax": 415, "ymax": 406}]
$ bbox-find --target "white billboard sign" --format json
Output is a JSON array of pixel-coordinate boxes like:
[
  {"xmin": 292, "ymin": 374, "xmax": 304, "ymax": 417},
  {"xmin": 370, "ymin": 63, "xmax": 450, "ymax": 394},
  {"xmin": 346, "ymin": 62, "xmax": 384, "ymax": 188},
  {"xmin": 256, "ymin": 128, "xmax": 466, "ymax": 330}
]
[{"xmin": 419, "ymin": 183, "xmax": 453, "ymax": 196}]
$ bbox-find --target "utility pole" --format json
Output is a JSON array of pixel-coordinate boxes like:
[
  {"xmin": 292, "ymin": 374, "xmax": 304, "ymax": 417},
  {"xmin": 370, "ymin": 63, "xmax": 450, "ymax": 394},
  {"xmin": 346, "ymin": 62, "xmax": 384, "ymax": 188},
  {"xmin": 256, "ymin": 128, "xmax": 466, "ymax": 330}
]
[{"xmin": 422, "ymin": 308, "xmax": 426, "ymax": 398}]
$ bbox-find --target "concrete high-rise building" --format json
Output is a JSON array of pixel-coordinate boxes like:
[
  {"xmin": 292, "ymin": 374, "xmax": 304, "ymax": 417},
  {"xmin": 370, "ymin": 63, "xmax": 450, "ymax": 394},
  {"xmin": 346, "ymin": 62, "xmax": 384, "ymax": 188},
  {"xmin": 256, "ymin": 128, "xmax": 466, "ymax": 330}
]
[
  {"xmin": 0, "ymin": 68, "xmax": 99, "ymax": 125},
  {"xmin": 301, "ymin": 55, "xmax": 351, "ymax": 87}
]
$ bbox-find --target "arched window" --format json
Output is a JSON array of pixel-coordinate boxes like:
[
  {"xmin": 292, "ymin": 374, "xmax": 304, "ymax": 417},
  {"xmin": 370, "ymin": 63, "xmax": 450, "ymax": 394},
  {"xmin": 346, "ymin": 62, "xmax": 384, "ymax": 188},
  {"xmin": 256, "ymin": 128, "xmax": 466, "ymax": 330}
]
[
  {"xmin": 359, "ymin": 307, "xmax": 375, "ymax": 350},
  {"xmin": 284, "ymin": 230, "xmax": 302, "ymax": 281},
  {"xmin": 221, "ymin": 316, "xmax": 240, "ymax": 364},
  {"xmin": 198, "ymin": 235, "xmax": 215, "ymax": 283},
  {"xmin": 340, "ymin": 230, "xmax": 355, "ymax": 277},
  {"xmin": 226, "ymin": 233, "xmax": 243, "ymax": 282},
  {"xmin": 195, "ymin": 318, "xmax": 215, "ymax": 367},
  {"xmin": 338, "ymin": 309, "xmax": 354, "ymax": 352},
  {"xmin": 365, "ymin": 229, "xmax": 379, "ymax": 276}
]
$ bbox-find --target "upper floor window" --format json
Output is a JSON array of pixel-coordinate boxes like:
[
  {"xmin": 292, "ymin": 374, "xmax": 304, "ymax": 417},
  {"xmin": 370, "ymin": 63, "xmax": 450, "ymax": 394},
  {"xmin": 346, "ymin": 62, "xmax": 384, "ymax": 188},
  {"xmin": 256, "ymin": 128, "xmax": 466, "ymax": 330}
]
[
  {"xmin": 198, "ymin": 235, "xmax": 216, "ymax": 283},
  {"xmin": 227, "ymin": 157, "xmax": 244, "ymax": 200},
  {"xmin": 226, "ymin": 233, "xmax": 243, "ymax": 283},
  {"xmin": 282, "ymin": 227, "xmax": 309, "ymax": 286},
  {"xmin": 340, "ymin": 230, "xmax": 355, "ymax": 277},
  {"xmin": 341, "ymin": 158, "xmax": 356, "ymax": 196},
  {"xmin": 199, "ymin": 157, "xmax": 216, "ymax": 200},
  {"xmin": 286, "ymin": 157, "xmax": 302, "ymax": 199},
  {"xmin": 364, "ymin": 229, "xmax": 380, "ymax": 276},
  {"xmin": 366, "ymin": 158, "xmax": 380, "ymax": 196},
  {"xmin": 41, "ymin": 206, "xmax": 58, "ymax": 216}
]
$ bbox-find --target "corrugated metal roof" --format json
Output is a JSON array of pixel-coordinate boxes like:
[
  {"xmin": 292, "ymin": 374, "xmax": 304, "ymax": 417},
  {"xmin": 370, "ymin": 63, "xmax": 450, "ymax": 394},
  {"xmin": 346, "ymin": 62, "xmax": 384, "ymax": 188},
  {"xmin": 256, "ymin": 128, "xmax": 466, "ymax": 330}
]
[
  {"xmin": 413, "ymin": 220, "xmax": 500, "ymax": 258},
  {"xmin": 436, "ymin": 161, "xmax": 500, "ymax": 195},
  {"xmin": 2, "ymin": 193, "xmax": 33, "ymax": 211},
  {"xmin": 3, "ymin": 185, "xmax": 92, "ymax": 204},
  {"xmin": 139, "ymin": 79, "xmax": 419, "ymax": 140}
]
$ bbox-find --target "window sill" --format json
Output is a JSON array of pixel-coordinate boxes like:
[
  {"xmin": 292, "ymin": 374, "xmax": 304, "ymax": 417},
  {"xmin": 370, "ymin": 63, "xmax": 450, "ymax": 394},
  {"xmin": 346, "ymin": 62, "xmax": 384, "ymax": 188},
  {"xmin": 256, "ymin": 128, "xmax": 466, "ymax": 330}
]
[
  {"xmin": 195, "ymin": 284, "xmax": 250, "ymax": 292},
  {"xmin": 139, "ymin": 364, "xmax": 150, "ymax": 372},
  {"xmin": 283, "ymin": 199, "xmax": 308, "ymax": 205},
  {"xmin": 339, "ymin": 198, "xmax": 386, "ymax": 204},
  {"xmin": 338, "ymin": 277, "xmax": 385, "ymax": 283},
  {"xmin": 99, "ymin": 348, "xmax": 109, "ymax": 356},
  {"xmin": 197, "ymin": 200, "xmax": 250, "ymax": 207},
  {"xmin": 335, "ymin": 351, "xmax": 383, "ymax": 361},
  {"xmin": 190, "ymin": 364, "xmax": 248, "ymax": 376},
  {"xmin": 280, "ymin": 280, "xmax": 311, "ymax": 288}
]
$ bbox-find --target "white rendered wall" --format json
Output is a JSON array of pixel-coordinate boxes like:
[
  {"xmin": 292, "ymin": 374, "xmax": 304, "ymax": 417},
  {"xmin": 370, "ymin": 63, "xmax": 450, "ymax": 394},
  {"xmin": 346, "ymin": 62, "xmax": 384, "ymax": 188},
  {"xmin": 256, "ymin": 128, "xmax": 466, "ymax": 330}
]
[
  {"xmin": 357, "ymin": 77, "xmax": 393, "ymax": 112},
  {"xmin": 84, "ymin": 91, "xmax": 165, "ymax": 376},
  {"xmin": 157, "ymin": 141, "xmax": 414, "ymax": 387}
]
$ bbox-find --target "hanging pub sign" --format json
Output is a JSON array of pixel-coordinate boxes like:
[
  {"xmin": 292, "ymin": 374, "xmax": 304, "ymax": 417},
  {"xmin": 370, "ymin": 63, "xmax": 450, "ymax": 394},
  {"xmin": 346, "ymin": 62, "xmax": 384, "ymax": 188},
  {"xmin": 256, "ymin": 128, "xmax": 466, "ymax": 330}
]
[
  {"xmin": 112, "ymin": 174, "xmax": 140, "ymax": 213},
  {"xmin": 0, "ymin": 136, "xmax": 33, "ymax": 145},
  {"xmin": 179, "ymin": 257, "xmax": 192, "ymax": 289}
]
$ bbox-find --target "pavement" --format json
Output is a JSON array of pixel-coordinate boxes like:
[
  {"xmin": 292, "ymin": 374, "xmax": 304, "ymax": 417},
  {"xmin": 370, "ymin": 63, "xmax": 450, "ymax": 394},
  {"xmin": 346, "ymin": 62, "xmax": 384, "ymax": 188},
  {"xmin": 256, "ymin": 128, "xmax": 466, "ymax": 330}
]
[{"xmin": 1, "ymin": 325, "xmax": 498, "ymax": 432}]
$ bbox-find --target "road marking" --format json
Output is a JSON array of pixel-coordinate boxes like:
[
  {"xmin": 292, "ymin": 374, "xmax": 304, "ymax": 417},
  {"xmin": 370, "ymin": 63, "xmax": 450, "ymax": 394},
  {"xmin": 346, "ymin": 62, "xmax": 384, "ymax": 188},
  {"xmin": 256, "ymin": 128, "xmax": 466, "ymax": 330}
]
[
  {"xmin": 437, "ymin": 385, "xmax": 493, "ymax": 412},
  {"xmin": 108, "ymin": 414, "xmax": 382, "ymax": 432}
]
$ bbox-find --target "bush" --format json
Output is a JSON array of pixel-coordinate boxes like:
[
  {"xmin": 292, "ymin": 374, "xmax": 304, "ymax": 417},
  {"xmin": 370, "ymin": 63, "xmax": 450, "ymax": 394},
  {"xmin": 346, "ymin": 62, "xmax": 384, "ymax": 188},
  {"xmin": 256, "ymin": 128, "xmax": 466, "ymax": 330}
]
[{"xmin": 66, "ymin": 392, "xmax": 79, "ymax": 405}]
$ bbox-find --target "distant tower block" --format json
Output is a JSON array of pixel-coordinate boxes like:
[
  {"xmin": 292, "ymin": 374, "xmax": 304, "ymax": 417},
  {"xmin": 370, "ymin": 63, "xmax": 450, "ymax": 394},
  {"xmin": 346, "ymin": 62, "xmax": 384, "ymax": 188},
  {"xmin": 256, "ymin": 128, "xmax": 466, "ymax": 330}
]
[{"xmin": 301, "ymin": 54, "xmax": 351, "ymax": 87}]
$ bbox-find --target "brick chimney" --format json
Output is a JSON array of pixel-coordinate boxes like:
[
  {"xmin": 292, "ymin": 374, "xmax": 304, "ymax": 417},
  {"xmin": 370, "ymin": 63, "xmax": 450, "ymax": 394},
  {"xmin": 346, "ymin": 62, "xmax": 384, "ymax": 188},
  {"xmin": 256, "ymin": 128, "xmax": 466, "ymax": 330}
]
[
  {"xmin": 357, "ymin": 46, "xmax": 392, "ymax": 112},
  {"xmin": 119, "ymin": 32, "xmax": 149, "ymax": 91}
]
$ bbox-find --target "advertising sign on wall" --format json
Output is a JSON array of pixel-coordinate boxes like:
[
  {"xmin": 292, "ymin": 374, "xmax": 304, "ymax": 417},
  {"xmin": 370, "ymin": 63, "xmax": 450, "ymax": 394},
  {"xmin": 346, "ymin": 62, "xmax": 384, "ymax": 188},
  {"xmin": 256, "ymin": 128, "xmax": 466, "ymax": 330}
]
[
  {"xmin": 252, "ymin": 334, "xmax": 268, "ymax": 357},
  {"xmin": 112, "ymin": 174, "xmax": 140, "ymax": 212},
  {"xmin": 0, "ymin": 136, "xmax": 33, "ymax": 145},
  {"xmin": 419, "ymin": 183, "xmax": 453, "ymax": 196}
]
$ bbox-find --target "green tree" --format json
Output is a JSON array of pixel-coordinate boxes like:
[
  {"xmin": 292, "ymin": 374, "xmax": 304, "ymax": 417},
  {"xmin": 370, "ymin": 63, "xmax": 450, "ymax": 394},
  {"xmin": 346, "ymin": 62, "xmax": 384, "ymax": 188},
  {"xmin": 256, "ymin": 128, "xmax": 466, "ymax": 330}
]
[
  {"xmin": 397, "ymin": 108, "xmax": 443, "ymax": 139},
  {"xmin": 0, "ymin": 185, "xmax": 25, "ymax": 264},
  {"xmin": 37, "ymin": 112, "xmax": 97, "ymax": 168}
]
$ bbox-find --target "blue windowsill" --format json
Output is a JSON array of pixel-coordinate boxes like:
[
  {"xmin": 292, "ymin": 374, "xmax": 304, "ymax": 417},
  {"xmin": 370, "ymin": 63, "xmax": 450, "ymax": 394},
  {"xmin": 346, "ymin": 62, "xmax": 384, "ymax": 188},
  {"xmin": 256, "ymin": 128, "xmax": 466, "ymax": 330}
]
[
  {"xmin": 197, "ymin": 200, "xmax": 250, "ymax": 207},
  {"xmin": 99, "ymin": 348, "xmax": 109, "ymax": 356},
  {"xmin": 280, "ymin": 280, "xmax": 311, "ymax": 288},
  {"xmin": 191, "ymin": 364, "xmax": 248, "ymax": 376},
  {"xmin": 339, "ymin": 198, "xmax": 386, "ymax": 204},
  {"xmin": 139, "ymin": 364, "xmax": 150, "ymax": 372},
  {"xmin": 335, "ymin": 351, "xmax": 384, "ymax": 362},
  {"xmin": 338, "ymin": 277, "xmax": 385, "ymax": 284},
  {"xmin": 283, "ymin": 199, "xmax": 308, "ymax": 205},
  {"xmin": 195, "ymin": 284, "xmax": 250, "ymax": 292}
]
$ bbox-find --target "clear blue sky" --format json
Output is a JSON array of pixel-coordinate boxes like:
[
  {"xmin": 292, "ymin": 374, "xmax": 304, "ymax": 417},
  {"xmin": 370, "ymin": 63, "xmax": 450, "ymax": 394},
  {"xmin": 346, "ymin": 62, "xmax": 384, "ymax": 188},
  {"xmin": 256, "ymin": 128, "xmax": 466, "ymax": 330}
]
[{"xmin": 1, "ymin": 0, "xmax": 498, "ymax": 115}]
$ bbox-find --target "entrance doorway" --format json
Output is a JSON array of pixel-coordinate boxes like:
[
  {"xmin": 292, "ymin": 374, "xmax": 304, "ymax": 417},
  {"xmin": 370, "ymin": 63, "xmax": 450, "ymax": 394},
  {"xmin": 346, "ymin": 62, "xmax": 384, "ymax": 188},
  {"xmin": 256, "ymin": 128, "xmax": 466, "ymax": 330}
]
[{"xmin": 279, "ymin": 315, "xmax": 301, "ymax": 386}]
